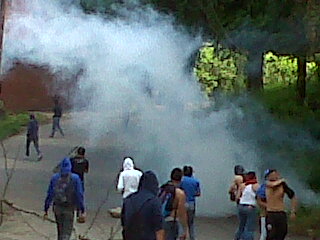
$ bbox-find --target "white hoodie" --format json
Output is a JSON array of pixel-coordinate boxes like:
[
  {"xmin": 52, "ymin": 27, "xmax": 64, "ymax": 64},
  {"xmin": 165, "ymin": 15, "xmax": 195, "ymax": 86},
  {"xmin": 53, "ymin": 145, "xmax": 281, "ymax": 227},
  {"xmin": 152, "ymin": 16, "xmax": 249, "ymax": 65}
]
[{"xmin": 117, "ymin": 158, "xmax": 143, "ymax": 198}]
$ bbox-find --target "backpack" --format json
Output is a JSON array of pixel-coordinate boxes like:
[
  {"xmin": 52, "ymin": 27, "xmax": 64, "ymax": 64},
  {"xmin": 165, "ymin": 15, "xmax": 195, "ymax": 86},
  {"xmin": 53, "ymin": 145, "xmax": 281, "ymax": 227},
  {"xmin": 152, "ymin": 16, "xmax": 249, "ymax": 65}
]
[
  {"xmin": 158, "ymin": 182, "xmax": 176, "ymax": 218},
  {"xmin": 53, "ymin": 174, "xmax": 74, "ymax": 207}
]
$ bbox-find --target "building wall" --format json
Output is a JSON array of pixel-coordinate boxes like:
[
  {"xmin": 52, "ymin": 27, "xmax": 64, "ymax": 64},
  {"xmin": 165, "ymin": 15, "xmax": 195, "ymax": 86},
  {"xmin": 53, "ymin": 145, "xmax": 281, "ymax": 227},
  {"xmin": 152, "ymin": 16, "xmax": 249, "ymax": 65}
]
[{"xmin": 0, "ymin": 63, "xmax": 54, "ymax": 112}]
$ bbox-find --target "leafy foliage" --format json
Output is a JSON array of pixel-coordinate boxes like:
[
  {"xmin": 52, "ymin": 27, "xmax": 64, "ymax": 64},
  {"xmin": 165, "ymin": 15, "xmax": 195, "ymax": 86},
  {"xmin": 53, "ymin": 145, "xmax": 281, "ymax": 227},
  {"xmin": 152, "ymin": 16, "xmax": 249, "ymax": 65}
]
[{"xmin": 195, "ymin": 44, "xmax": 246, "ymax": 95}]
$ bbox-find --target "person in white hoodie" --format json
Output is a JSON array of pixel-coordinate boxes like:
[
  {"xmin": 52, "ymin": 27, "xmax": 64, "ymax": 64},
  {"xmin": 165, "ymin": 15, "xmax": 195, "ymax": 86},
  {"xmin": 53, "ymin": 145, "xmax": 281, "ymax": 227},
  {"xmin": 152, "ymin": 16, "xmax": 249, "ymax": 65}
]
[{"xmin": 117, "ymin": 157, "xmax": 143, "ymax": 198}]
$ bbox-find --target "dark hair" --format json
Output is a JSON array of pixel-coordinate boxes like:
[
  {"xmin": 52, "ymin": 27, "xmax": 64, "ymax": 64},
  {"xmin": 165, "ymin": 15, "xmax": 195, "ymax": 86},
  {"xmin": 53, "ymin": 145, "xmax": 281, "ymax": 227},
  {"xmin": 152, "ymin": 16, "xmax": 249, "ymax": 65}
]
[
  {"xmin": 29, "ymin": 114, "xmax": 35, "ymax": 120},
  {"xmin": 183, "ymin": 166, "xmax": 193, "ymax": 177},
  {"xmin": 171, "ymin": 168, "xmax": 183, "ymax": 181},
  {"xmin": 77, "ymin": 147, "xmax": 86, "ymax": 156},
  {"xmin": 246, "ymin": 171, "xmax": 256, "ymax": 180},
  {"xmin": 234, "ymin": 165, "xmax": 245, "ymax": 175}
]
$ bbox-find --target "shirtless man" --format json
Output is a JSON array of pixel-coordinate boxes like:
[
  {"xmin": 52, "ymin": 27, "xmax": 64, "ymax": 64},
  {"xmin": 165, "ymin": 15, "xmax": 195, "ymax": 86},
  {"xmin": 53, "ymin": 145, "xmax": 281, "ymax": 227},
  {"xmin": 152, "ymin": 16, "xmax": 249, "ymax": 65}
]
[
  {"xmin": 263, "ymin": 169, "xmax": 298, "ymax": 240},
  {"xmin": 229, "ymin": 165, "xmax": 245, "ymax": 203},
  {"xmin": 162, "ymin": 168, "xmax": 189, "ymax": 240}
]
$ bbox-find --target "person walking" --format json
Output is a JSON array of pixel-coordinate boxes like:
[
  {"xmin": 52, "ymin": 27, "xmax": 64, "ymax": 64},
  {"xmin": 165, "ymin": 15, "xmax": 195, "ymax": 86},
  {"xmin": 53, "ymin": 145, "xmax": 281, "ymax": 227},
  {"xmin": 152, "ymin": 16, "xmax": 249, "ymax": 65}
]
[
  {"xmin": 70, "ymin": 147, "xmax": 89, "ymax": 191},
  {"xmin": 44, "ymin": 158, "xmax": 85, "ymax": 240},
  {"xmin": 265, "ymin": 169, "xmax": 297, "ymax": 240},
  {"xmin": 50, "ymin": 98, "xmax": 64, "ymax": 138},
  {"xmin": 257, "ymin": 170, "xmax": 270, "ymax": 240},
  {"xmin": 160, "ymin": 168, "xmax": 189, "ymax": 240},
  {"xmin": 117, "ymin": 157, "xmax": 143, "ymax": 198},
  {"xmin": 121, "ymin": 171, "xmax": 165, "ymax": 240},
  {"xmin": 180, "ymin": 166, "xmax": 200, "ymax": 240},
  {"xmin": 25, "ymin": 114, "xmax": 42, "ymax": 160},
  {"xmin": 229, "ymin": 165, "xmax": 245, "ymax": 203},
  {"xmin": 235, "ymin": 171, "xmax": 260, "ymax": 240}
]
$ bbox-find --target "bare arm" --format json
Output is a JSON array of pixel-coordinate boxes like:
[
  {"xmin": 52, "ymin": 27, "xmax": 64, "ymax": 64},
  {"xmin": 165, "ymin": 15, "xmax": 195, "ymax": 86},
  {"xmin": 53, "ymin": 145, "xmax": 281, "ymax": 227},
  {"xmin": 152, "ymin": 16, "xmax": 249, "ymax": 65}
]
[
  {"xmin": 156, "ymin": 229, "xmax": 165, "ymax": 240},
  {"xmin": 266, "ymin": 179, "xmax": 285, "ymax": 188},
  {"xmin": 257, "ymin": 197, "xmax": 267, "ymax": 209},
  {"xmin": 176, "ymin": 189, "xmax": 189, "ymax": 238},
  {"xmin": 291, "ymin": 196, "xmax": 298, "ymax": 213}
]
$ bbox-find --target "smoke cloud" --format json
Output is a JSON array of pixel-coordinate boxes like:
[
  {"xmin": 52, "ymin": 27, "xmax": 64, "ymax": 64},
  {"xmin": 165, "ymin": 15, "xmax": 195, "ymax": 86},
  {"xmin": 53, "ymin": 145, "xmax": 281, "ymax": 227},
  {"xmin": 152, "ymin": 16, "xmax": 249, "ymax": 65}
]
[{"xmin": 4, "ymin": 0, "xmax": 317, "ymax": 216}]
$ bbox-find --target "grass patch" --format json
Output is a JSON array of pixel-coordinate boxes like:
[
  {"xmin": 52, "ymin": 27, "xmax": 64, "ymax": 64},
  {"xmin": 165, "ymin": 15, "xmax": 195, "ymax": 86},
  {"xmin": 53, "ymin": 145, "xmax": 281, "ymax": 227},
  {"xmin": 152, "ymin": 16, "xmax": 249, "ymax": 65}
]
[
  {"xmin": 289, "ymin": 205, "xmax": 320, "ymax": 237},
  {"xmin": 0, "ymin": 112, "xmax": 50, "ymax": 140}
]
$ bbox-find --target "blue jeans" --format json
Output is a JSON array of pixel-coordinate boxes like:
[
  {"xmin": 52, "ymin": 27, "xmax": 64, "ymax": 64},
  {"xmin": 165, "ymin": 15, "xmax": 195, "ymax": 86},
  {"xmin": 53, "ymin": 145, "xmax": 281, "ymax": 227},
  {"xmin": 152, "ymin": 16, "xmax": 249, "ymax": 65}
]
[{"xmin": 235, "ymin": 204, "xmax": 257, "ymax": 240}]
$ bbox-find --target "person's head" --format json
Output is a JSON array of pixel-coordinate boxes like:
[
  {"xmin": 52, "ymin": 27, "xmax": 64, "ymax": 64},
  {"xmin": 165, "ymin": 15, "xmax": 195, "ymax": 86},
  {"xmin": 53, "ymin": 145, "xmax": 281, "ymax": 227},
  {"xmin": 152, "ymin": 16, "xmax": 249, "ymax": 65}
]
[
  {"xmin": 171, "ymin": 168, "xmax": 183, "ymax": 184},
  {"xmin": 123, "ymin": 157, "xmax": 134, "ymax": 171},
  {"xmin": 245, "ymin": 171, "xmax": 256, "ymax": 182},
  {"xmin": 138, "ymin": 171, "xmax": 159, "ymax": 195},
  {"xmin": 77, "ymin": 147, "xmax": 85, "ymax": 157},
  {"xmin": 265, "ymin": 169, "xmax": 280, "ymax": 181},
  {"xmin": 183, "ymin": 166, "xmax": 193, "ymax": 177},
  {"xmin": 60, "ymin": 158, "xmax": 72, "ymax": 176},
  {"xmin": 54, "ymin": 99, "xmax": 59, "ymax": 105},
  {"xmin": 234, "ymin": 165, "xmax": 245, "ymax": 175},
  {"xmin": 29, "ymin": 114, "xmax": 35, "ymax": 120}
]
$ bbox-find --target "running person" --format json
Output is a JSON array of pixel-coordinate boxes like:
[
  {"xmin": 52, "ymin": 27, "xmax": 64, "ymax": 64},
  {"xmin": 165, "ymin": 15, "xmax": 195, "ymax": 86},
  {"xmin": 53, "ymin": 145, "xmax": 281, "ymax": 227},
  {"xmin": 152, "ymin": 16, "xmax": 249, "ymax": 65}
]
[{"xmin": 265, "ymin": 169, "xmax": 297, "ymax": 240}]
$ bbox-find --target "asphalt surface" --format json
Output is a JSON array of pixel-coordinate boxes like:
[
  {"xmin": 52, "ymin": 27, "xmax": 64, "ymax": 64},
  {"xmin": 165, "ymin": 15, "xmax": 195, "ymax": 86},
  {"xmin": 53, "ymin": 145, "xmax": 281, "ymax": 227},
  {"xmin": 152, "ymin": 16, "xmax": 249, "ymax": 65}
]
[{"xmin": 0, "ymin": 116, "xmax": 309, "ymax": 240}]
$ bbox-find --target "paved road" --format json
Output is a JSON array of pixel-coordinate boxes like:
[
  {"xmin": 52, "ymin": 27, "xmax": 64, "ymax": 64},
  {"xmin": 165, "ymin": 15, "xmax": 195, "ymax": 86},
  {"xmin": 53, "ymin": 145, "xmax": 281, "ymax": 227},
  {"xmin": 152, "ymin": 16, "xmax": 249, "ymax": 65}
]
[{"xmin": 0, "ymin": 117, "xmax": 308, "ymax": 240}]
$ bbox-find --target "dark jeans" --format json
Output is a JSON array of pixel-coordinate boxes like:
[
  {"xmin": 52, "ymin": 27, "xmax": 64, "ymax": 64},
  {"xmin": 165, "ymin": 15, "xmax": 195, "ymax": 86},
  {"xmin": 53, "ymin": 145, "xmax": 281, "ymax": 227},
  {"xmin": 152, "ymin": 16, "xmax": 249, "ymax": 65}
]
[
  {"xmin": 235, "ymin": 204, "xmax": 257, "ymax": 240},
  {"xmin": 51, "ymin": 117, "xmax": 64, "ymax": 137},
  {"xmin": 54, "ymin": 206, "xmax": 74, "ymax": 240},
  {"xmin": 186, "ymin": 202, "xmax": 196, "ymax": 240},
  {"xmin": 164, "ymin": 220, "xmax": 178, "ymax": 240},
  {"xmin": 266, "ymin": 211, "xmax": 287, "ymax": 240},
  {"xmin": 26, "ymin": 137, "xmax": 40, "ymax": 156}
]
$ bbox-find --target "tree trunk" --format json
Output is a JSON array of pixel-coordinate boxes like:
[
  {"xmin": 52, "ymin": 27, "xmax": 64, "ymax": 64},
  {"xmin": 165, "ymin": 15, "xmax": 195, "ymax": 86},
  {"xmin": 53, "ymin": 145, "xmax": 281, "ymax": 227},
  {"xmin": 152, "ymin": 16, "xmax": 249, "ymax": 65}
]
[
  {"xmin": 297, "ymin": 55, "xmax": 307, "ymax": 104},
  {"xmin": 246, "ymin": 53, "xmax": 264, "ymax": 91}
]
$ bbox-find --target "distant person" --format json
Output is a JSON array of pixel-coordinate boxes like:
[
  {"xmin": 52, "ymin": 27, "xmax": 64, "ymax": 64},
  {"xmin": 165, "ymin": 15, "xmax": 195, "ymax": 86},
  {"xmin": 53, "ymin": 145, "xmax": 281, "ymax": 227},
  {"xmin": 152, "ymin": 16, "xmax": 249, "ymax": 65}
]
[
  {"xmin": 121, "ymin": 171, "xmax": 165, "ymax": 240},
  {"xmin": 256, "ymin": 170, "xmax": 270, "ymax": 240},
  {"xmin": 229, "ymin": 165, "xmax": 245, "ymax": 203},
  {"xmin": 44, "ymin": 158, "xmax": 85, "ymax": 240},
  {"xmin": 180, "ymin": 166, "xmax": 201, "ymax": 240},
  {"xmin": 265, "ymin": 169, "xmax": 297, "ymax": 240},
  {"xmin": 117, "ymin": 157, "xmax": 143, "ymax": 198},
  {"xmin": 25, "ymin": 114, "xmax": 42, "ymax": 160},
  {"xmin": 70, "ymin": 147, "xmax": 89, "ymax": 191},
  {"xmin": 159, "ymin": 168, "xmax": 188, "ymax": 240},
  {"xmin": 235, "ymin": 171, "xmax": 260, "ymax": 240},
  {"xmin": 50, "ymin": 98, "xmax": 64, "ymax": 138}
]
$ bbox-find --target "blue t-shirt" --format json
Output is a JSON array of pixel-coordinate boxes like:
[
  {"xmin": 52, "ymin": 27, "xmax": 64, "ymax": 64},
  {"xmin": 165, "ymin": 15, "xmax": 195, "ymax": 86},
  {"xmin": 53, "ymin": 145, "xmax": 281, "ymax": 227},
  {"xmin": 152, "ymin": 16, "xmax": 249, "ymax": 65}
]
[
  {"xmin": 257, "ymin": 183, "xmax": 266, "ymax": 199},
  {"xmin": 180, "ymin": 176, "xmax": 201, "ymax": 203}
]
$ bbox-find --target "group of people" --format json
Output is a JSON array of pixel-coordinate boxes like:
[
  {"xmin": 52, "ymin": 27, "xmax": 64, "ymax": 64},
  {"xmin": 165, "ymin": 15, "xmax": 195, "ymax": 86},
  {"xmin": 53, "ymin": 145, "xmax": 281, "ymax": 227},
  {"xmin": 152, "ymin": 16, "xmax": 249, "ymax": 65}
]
[
  {"xmin": 118, "ymin": 157, "xmax": 201, "ymax": 240},
  {"xmin": 25, "ymin": 97, "xmax": 64, "ymax": 161},
  {"xmin": 229, "ymin": 165, "xmax": 298, "ymax": 240}
]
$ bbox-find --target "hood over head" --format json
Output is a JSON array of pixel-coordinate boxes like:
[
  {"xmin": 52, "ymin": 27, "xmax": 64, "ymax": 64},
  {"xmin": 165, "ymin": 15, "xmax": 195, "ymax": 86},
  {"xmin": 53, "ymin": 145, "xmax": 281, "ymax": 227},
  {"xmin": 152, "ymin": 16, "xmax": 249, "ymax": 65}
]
[
  {"xmin": 123, "ymin": 157, "xmax": 134, "ymax": 170},
  {"xmin": 138, "ymin": 170, "xmax": 159, "ymax": 196},
  {"xmin": 123, "ymin": 171, "xmax": 159, "ymax": 225},
  {"xmin": 60, "ymin": 158, "xmax": 72, "ymax": 175}
]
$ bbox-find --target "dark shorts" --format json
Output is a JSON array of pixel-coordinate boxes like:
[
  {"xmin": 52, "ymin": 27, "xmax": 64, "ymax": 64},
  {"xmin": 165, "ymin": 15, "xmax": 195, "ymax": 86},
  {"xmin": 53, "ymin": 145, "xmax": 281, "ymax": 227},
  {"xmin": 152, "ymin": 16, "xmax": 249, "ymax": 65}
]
[{"xmin": 266, "ymin": 211, "xmax": 287, "ymax": 240}]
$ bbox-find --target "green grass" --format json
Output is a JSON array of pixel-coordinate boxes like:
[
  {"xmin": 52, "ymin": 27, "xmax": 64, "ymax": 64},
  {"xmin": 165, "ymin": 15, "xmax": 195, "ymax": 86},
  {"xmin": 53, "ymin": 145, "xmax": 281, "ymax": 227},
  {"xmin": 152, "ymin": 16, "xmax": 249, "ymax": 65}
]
[
  {"xmin": 0, "ymin": 113, "xmax": 50, "ymax": 140},
  {"xmin": 289, "ymin": 205, "xmax": 320, "ymax": 237},
  {"xmin": 260, "ymin": 81, "xmax": 320, "ymax": 126}
]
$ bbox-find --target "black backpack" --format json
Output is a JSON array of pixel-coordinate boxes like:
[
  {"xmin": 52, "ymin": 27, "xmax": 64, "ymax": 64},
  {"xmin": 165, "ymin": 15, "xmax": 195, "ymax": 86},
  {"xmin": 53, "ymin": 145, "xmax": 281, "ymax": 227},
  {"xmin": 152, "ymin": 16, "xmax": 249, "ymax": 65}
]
[
  {"xmin": 158, "ymin": 182, "xmax": 176, "ymax": 218},
  {"xmin": 53, "ymin": 174, "xmax": 74, "ymax": 207}
]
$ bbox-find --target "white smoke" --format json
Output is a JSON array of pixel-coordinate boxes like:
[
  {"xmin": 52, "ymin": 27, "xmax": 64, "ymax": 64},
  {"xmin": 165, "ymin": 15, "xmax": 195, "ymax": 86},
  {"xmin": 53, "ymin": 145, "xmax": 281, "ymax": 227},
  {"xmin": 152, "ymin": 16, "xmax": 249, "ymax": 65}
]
[{"xmin": 4, "ymin": 0, "xmax": 316, "ymax": 216}]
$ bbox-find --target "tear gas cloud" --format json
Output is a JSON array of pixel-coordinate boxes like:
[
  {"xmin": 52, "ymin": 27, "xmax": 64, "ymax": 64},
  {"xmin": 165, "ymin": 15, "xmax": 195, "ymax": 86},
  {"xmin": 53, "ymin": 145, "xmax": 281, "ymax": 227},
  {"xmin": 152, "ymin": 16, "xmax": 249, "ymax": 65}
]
[{"xmin": 4, "ymin": 0, "xmax": 317, "ymax": 216}]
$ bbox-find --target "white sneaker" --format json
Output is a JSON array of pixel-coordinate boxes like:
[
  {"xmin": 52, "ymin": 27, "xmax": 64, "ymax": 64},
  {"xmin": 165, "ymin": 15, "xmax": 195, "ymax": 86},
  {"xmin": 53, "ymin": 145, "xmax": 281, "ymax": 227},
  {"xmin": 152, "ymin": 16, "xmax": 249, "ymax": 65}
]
[
  {"xmin": 37, "ymin": 153, "xmax": 43, "ymax": 161},
  {"xmin": 24, "ymin": 155, "xmax": 30, "ymax": 160}
]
